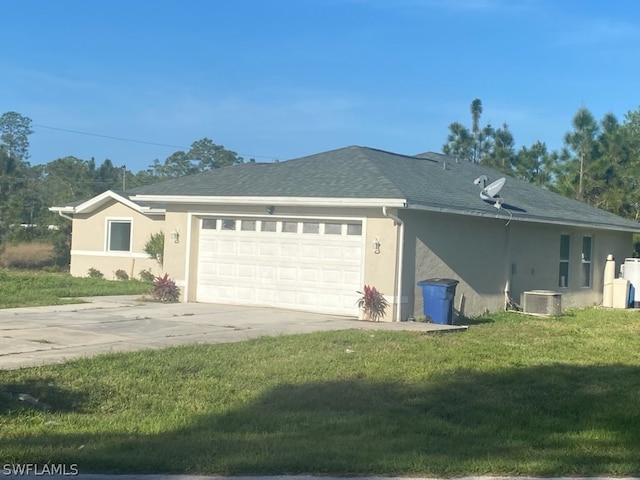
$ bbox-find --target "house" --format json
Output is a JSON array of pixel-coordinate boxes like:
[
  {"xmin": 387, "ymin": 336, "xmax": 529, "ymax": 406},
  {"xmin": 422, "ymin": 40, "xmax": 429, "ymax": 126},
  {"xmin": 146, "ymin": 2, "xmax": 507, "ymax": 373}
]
[{"xmin": 50, "ymin": 146, "xmax": 640, "ymax": 320}]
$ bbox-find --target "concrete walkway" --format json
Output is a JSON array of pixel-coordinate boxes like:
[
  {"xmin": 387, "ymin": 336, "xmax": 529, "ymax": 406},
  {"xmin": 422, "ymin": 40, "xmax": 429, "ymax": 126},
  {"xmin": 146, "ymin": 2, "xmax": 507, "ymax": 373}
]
[{"xmin": 0, "ymin": 296, "xmax": 465, "ymax": 370}]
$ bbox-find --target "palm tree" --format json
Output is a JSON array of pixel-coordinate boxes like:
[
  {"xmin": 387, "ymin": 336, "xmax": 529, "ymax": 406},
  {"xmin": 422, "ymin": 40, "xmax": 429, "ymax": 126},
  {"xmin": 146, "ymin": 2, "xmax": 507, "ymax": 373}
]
[{"xmin": 470, "ymin": 99, "xmax": 483, "ymax": 163}]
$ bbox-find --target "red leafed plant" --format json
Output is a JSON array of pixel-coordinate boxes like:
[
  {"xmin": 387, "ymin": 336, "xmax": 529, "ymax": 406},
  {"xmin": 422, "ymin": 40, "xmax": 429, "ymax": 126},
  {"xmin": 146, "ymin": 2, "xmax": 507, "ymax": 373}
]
[
  {"xmin": 152, "ymin": 273, "xmax": 180, "ymax": 303},
  {"xmin": 357, "ymin": 285, "xmax": 390, "ymax": 322}
]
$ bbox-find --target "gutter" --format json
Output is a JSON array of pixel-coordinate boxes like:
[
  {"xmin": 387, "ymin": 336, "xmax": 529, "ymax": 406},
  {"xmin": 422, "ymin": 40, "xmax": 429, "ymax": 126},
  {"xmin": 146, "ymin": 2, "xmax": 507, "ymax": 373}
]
[
  {"xmin": 130, "ymin": 194, "xmax": 407, "ymax": 209},
  {"xmin": 54, "ymin": 210, "xmax": 74, "ymax": 222},
  {"xmin": 382, "ymin": 206, "xmax": 404, "ymax": 322}
]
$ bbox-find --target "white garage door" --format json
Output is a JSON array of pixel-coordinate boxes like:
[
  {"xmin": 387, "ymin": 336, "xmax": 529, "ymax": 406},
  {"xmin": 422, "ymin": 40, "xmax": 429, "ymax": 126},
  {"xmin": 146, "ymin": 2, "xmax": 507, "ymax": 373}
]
[{"xmin": 196, "ymin": 217, "xmax": 364, "ymax": 315}]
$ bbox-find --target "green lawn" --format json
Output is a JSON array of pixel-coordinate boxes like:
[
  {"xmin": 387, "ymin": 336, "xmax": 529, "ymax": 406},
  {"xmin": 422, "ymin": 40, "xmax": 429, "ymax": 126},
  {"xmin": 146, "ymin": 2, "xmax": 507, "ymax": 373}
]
[
  {"xmin": 1, "ymin": 309, "xmax": 640, "ymax": 475},
  {"xmin": 0, "ymin": 270, "xmax": 153, "ymax": 308}
]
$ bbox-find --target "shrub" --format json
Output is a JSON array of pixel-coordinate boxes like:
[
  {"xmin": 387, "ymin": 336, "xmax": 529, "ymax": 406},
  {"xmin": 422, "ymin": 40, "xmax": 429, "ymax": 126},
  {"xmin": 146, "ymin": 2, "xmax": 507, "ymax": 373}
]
[
  {"xmin": 152, "ymin": 273, "xmax": 180, "ymax": 303},
  {"xmin": 115, "ymin": 269, "xmax": 129, "ymax": 281},
  {"xmin": 144, "ymin": 232, "xmax": 164, "ymax": 266},
  {"xmin": 139, "ymin": 269, "xmax": 155, "ymax": 283},
  {"xmin": 87, "ymin": 268, "xmax": 104, "ymax": 279},
  {"xmin": 357, "ymin": 285, "xmax": 390, "ymax": 322}
]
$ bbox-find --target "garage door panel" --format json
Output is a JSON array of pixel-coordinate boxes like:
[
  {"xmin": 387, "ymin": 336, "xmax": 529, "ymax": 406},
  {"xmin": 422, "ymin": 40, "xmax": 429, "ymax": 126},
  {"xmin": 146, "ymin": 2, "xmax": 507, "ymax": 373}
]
[
  {"xmin": 300, "ymin": 245, "xmax": 320, "ymax": 259},
  {"xmin": 257, "ymin": 265, "xmax": 276, "ymax": 280},
  {"xmin": 236, "ymin": 287, "xmax": 255, "ymax": 302},
  {"xmin": 277, "ymin": 290, "xmax": 297, "ymax": 305},
  {"xmin": 197, "ymin": 218, "xmax": 364, "ymax": 315},
  {"xmin": 322, "ymin": 246, "xmax": 343, "ymax": 260},
  {"xmin": 237, "ymin": 264, "xmax": 256, "ymax": 279},
  {"xmin": 218, "ymin": 240, "xmax": 237, "ymax": 255},
  {"xmin": 279, "ymin": 244, "xmax": 298, "ymax": 256},
  {"xmin": 344, "ymin": 271, "xmax": 362, "ymax": 285},
  {"xmin": 322, "ymin": 269, "xmax": 342, "ymax": 284},
  {"xmin": 216, "ymin": 264, "xmax": 236, "ymax": 277},
  {"xmin": 299, "ymin": 268, "xmax": 319, "ymax": 282},
  {"xmin": 259, "ymin": 243, "xmax": 278, "ymax": 256},
  {"xmin": 237, "ymin": 242, "xmax": 257, "ymax": 255},
  {"xmin": 278, "ymin": 267, "xmax": 297, "ymax": 281}
]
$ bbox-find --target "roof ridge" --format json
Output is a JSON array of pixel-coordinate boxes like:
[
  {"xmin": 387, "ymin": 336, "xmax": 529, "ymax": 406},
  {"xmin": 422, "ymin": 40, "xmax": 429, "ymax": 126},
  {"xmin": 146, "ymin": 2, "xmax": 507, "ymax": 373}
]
[{"xmin": 350, "ymin": 147, "xmax": 418, "ymax": 200}]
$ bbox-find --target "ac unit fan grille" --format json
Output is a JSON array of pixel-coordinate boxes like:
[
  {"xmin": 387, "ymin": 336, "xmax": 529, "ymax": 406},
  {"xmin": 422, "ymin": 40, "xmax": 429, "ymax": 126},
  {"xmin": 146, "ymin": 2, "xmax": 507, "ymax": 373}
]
[{"xmin": 521, "ymin": 290, "xmax": 562, "ymax": 316}]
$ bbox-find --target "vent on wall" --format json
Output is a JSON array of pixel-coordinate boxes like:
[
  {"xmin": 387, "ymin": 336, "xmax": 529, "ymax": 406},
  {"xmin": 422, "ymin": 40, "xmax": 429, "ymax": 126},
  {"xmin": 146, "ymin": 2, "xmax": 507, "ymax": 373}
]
[{"xmin": 521, "ymin": 290, "xmax": 562, "ymax": 316}]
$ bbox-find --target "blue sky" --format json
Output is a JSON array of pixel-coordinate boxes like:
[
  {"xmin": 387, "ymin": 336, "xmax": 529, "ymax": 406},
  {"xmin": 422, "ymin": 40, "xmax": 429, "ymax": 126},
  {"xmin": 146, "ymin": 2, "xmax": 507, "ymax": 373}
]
[{"xmin": 2, "ymin": 0, "xmax": 640, "ymax": 172}]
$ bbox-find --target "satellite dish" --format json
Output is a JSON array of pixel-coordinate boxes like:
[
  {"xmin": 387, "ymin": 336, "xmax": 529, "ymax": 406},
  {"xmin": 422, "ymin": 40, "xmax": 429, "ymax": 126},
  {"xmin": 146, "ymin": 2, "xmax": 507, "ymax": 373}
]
[
  {"xmin": 480, "ymin": 177, "xmax": 506, "ymax": 201},
  {"xmin": 473, "ymin": 175, "xmax": 488, "ymax": 187}
]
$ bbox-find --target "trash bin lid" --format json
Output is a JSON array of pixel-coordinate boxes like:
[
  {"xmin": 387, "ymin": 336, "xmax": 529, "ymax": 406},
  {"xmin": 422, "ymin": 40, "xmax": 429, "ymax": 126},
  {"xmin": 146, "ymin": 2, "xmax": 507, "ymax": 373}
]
[{"xmin": 417, "ymin": 278, "xmax": 459, "ymax": 287}]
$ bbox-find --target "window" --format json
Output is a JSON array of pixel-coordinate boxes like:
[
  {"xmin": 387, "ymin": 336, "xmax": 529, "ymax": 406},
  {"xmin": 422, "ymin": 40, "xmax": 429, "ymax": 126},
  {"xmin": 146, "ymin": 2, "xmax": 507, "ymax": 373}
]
[
  {"xmin": 581, "ymin": 236, "xmax": 592, "ymax": 288},
  {"xmin": 261, "ymin": 220, "xmax": 276, "ymax": 232},
  {"xmin": 559, "ymin": 234, "xmax": 570, "ymax": 287},
  {"xmin": 221, "ymin": 219, "xmax": 236, "ymax": 231},
  {"xmin": 108, "ymin": 220, "xmax": 131, "ymax": 252},
  {"xmin": 202, "ymin": 219, "xmax": 217, "ymax": 229},
  {"xmin": 282, "ymin": 221, "xmax": 298, "ymax": 233},
  {"xmin": 324, "ymin": 223, "xmax": 342, "ymax": 235},
  {"xmin": 241, "ymin": 220, "xmax": 257, "ymax": 231},
  {"xmin": 302, "ymin": 222, "xmax": 320, "ymax": 234},
  {"xmin": 347, "ymin": 223, "xmax": 362, "ymax": 236}
]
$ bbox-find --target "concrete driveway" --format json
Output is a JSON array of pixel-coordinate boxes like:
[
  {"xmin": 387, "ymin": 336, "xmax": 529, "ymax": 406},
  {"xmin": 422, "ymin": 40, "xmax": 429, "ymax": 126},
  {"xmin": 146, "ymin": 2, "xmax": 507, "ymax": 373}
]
[{"xmin": 0, "ymin": 296, "xmax": 465, "ymax": 370}]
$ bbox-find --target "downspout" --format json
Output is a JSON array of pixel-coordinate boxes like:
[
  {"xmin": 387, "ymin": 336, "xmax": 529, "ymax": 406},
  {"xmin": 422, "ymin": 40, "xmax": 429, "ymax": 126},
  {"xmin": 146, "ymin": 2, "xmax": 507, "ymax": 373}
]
[
  {"xmin": 503, "ymin": 222, "xmax": 513, "ymax": 311},
  {"xmin": 56, "ymin": 210, "xmax": 74, "ymax": 222},
  {"xmin": 383, "ymin": 206, "xmax": 404, "ymax": 322}
]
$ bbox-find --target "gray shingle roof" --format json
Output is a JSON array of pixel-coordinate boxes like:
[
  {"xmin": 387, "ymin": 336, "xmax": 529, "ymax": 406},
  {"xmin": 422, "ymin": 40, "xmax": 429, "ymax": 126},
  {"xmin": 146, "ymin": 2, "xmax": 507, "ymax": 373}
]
[{"xmin": 130, "ymin": 145, "xmax": 640, "ymax": 232}]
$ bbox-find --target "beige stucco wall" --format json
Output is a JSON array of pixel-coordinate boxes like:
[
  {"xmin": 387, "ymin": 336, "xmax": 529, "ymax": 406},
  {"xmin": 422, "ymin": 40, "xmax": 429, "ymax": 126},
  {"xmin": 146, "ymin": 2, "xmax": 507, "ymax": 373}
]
[
  {"xmin": 400, "ymin": 209, "xmax": 633, "ymax": 319},
  {"xmin": 69, "ymin": 197, "xmax": 634, "ymax": 319},
  {"xmin": 159, "ymin": 204, "xmax": 399, "ymax": 315},
  {"xmin": 509, "ymin": 223, "xmax": 631, "ymax": 309},
  {"xmin": 69, "ymin": 199, "xmax": 164, "ymax": 279}
]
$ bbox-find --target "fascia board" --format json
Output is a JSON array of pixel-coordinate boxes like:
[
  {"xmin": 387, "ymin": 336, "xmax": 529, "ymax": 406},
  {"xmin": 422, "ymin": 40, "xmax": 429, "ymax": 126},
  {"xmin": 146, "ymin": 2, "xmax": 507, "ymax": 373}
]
[
  {"xmin": 75, "ymin": 191, "xmax": 137, "ymax": 213},
  {"xmin": 74, "ymin": 191, "xmax": 165, "ymax": 215},
  {"xmin": 50, "ymin": 191, "xmax": 166, "ymax": 216},
  {"xmin": 408, "ymin": 202, "xmax": 640, "ymax": 233},
  {"xmin": 130, "ymin": 195, "xmax": 407, "ymax": 208},
  {"xmin": 48, "ymin": 206, "xmax": 75, "ymax": 213}
]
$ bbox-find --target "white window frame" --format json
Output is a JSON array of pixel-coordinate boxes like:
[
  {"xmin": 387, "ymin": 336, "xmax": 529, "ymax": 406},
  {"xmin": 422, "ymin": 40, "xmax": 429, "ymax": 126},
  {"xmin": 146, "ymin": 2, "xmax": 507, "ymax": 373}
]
[
  {"xmin": 559, "ymin": 234, "xmax": 570, "ymax": 288},
  {"xmin": 105, "ymin": 218, "xmax": 133, "ymax": 253},
  {"xmin": 581, "ymin": 235, "xmax": 593, "ymax": 288}
]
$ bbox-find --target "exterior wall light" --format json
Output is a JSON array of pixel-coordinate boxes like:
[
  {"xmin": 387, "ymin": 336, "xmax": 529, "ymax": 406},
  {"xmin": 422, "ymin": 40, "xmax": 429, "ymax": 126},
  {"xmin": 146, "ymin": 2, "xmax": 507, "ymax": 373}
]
[
  {"xmin": 373, "ymin": 236, "xmax": 381, "ymax": 254},
  {"xmin": 171, "ymin": 229, "xmax": 180, "ymax": 243}
]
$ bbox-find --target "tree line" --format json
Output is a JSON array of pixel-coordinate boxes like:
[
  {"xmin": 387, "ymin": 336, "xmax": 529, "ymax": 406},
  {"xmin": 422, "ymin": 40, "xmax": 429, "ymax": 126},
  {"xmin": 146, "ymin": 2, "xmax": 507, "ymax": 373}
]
[
  {"xmin": 443, "ymin": 99, "xmax": 640, "ymax": 220},
  {"xmin": 2, "ymin": 101, "xmax": 640, "ymax": 252},
  {"xmin": 0, "ymin": 111, "xmax": 245, "ymax": 249}
]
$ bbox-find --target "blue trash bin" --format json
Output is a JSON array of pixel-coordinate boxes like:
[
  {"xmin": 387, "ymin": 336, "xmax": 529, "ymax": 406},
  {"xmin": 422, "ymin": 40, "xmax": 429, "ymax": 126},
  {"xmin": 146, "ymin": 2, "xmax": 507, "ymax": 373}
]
[{"xmin": 416, "ymin": 278, "xmax": 459, "ymax": 324}]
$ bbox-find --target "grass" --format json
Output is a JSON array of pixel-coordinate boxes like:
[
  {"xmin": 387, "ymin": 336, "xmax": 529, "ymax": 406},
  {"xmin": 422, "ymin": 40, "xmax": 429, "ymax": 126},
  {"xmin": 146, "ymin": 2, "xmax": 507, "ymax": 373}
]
[
  {"xmin": 0, "ymin": 270, "xmax": 153, "ymax": 308},
  {"xmin": 1, "ymin": 309, "xmax": 640, "ymax": 476}
]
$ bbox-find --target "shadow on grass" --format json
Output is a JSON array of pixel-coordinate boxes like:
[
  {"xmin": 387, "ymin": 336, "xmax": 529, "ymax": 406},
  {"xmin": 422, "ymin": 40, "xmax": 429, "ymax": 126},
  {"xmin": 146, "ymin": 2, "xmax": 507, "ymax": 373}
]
[
  {"xmin": 0, "ymin": 377, "xmax": 90, "ymax": 414},
  {"xmin": 4, "ymin": 365, "xmax": 640, "ymax": 475},
  {"xmin": 456, "ymin": 315, "xmax": 495, "ymax": 325}
]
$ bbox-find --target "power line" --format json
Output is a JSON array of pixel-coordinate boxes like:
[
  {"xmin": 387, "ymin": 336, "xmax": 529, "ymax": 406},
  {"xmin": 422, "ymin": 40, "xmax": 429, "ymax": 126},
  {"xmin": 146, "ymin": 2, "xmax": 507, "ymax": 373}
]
[
  {"xmin": 32, "ymin": 123, "xmax": 279, "ymax": 160},
  {"xmin": 33, "ymin": 124, "xmax": 188, "ymax": 150}
]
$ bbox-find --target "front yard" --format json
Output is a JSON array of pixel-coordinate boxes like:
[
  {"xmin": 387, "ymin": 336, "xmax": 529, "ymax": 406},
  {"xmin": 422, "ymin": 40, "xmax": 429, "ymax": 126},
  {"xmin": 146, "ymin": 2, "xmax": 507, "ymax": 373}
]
[
  {"xmin": 1, "ymin": 308, "xmax": 639, "ymax": 475},
  {"xmin": 0, "ymin": 270, "xmax": 152, "ymax": 308}
]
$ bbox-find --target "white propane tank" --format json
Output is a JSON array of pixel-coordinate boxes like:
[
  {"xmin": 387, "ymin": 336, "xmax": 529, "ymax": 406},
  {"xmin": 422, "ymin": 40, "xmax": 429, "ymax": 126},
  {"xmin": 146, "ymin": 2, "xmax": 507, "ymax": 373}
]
[{"xmin": 603, "ymin": 254, "xmax": 615, "ymax": 308}]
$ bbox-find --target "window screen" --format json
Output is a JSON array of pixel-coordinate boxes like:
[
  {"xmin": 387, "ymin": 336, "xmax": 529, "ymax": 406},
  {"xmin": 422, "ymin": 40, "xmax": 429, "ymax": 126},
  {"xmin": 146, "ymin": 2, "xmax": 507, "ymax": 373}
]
[{"xmin": 109, "ymin": 221, "xmax": 131, "ymax": 251}]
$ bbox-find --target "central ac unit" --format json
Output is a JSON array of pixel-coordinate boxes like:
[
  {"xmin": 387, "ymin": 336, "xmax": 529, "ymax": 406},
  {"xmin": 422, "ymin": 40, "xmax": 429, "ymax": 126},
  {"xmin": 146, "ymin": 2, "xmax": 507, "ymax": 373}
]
[{"xmin": 521, "ymin": 290, "xmax": 562, "ymax": 316}]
